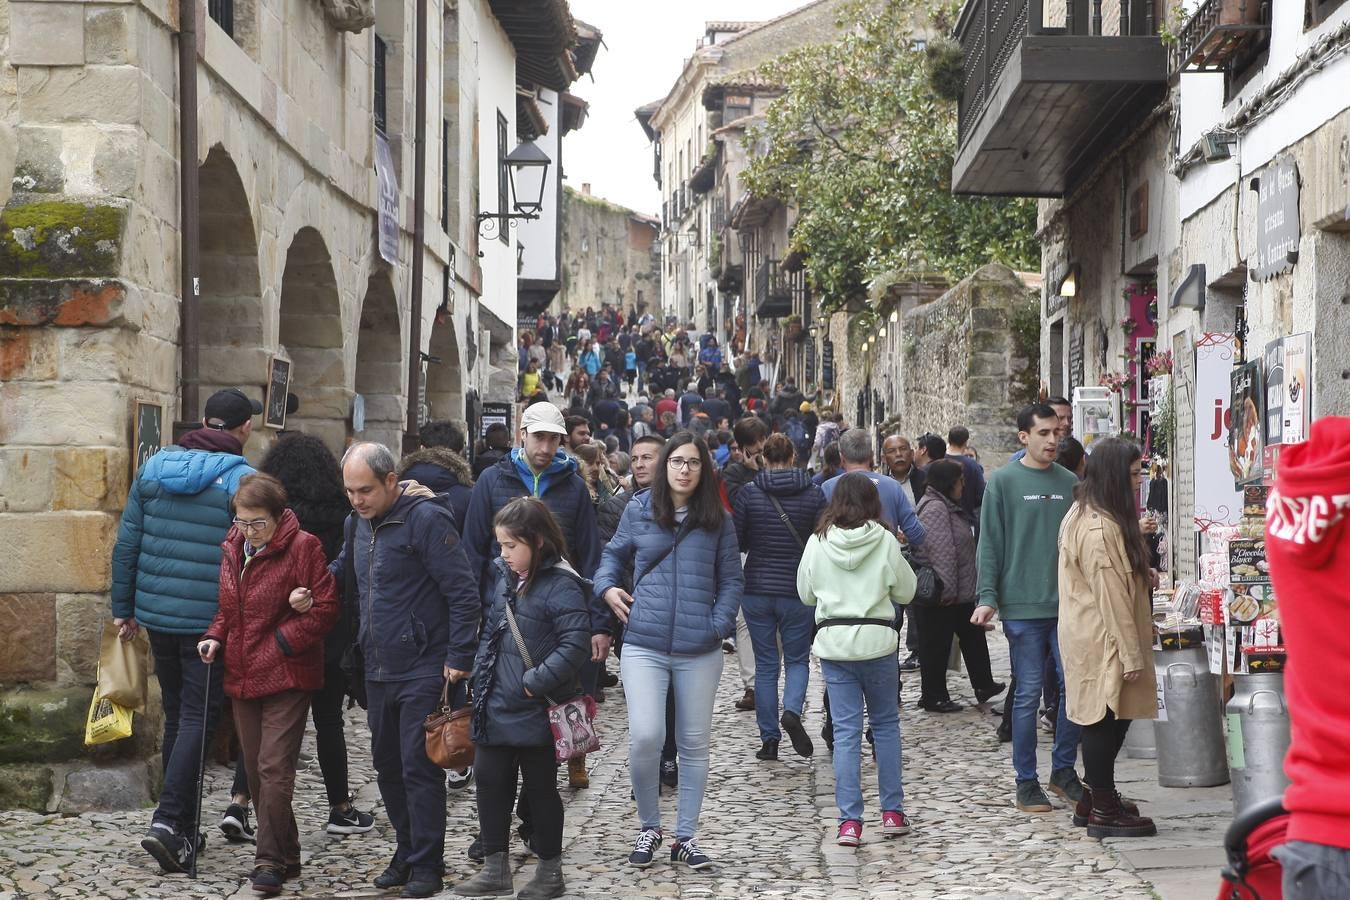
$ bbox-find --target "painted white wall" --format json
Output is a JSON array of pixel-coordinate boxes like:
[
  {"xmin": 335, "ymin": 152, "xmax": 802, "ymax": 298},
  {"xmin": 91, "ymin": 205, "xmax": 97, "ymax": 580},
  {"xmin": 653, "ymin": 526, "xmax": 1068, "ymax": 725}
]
[
  {"xmin": 474, "ymin": 7, "xmax": 520, "ymax": 328},
  {"xmin": 518, "ymin": 88, "xmax": 561, "ymax": 283}
]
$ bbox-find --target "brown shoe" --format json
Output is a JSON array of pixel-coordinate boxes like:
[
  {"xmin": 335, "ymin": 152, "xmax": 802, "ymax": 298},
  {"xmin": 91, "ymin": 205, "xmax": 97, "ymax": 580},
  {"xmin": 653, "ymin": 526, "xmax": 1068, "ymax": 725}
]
[
  {"xmin": 1086, "ymin": 790, "xmax": 1156, "ymax": 838},
  {"xmin": 734, "ymin": 688, "xmax": 755, "ymax": 711},
  {"xmin": 1073, "ymin": 784, "xmax": 1141, "ymax": 827},
  {"xmin": 567, "ymin": 756, "xmax": 590, "ymax": 789}
]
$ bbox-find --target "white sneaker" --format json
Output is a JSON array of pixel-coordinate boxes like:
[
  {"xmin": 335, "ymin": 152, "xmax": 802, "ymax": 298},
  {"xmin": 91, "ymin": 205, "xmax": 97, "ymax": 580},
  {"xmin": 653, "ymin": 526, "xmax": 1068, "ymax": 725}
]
[{"xmin": 447, "ymin": 767, "xmax": 474, "ymax": 790}]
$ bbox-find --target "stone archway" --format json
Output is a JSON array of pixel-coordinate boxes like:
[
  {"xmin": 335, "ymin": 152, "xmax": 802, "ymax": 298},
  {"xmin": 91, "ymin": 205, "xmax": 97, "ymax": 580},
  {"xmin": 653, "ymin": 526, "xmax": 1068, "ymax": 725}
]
[
  {"xmin": 354, "ymin": 271, "xmax": 404, "ymax": 450},
  {"xmin": 197, "ymin": 146, "xmax": 265, "ymax": 425},
  {"xmin": 426, "ymin": 313, "xmax": 464, "ymax": 424},
  {"xmin": 277, "ymin": 227, "xmax": 347, "ymax": 452}
]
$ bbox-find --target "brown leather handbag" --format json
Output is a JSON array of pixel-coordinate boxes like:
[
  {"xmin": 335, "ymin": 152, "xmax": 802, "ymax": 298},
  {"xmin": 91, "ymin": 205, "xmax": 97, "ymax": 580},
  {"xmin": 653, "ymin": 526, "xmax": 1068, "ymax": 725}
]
[{"xmin": 423, "ymin": 679, "xmax": 474, "ymax": 769}]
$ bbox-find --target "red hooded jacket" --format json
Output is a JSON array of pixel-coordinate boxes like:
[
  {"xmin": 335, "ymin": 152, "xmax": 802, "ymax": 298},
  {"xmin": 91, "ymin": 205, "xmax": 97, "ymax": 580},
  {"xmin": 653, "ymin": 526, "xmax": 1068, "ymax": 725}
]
[
  {"xmin": 204, "ymin": 509, "xmax": 338, "ymax": 700},
  {"xmin": 1264, "ymin": 416, "xmax": 1350, "ymax": 849}
]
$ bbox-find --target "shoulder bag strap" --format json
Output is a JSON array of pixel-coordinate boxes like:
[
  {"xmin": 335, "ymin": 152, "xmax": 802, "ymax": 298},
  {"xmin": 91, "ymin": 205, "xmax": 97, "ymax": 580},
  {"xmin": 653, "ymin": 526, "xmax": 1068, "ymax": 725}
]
[
  {"xmin": 633, "ymin": 518, "xmax": 693, "ymax": 589},
  {"xmin": 765, "ymin": 493, "xmax": 805, "ymax": 551},
  {"xmin": 503, "ymin": 599, "xmax": 558, "ymax": 706}
]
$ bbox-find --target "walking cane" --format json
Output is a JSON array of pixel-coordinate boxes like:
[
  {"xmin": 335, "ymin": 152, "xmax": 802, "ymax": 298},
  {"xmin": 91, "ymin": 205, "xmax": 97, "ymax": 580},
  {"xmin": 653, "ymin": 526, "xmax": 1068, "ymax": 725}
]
[{"xmin": 190, "ymin": 658, "xmax": 212, "ymax": 879}]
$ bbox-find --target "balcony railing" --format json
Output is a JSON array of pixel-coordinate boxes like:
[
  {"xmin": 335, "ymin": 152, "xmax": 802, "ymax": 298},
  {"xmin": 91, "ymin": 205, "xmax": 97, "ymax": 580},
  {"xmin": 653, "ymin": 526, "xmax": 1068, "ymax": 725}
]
[
  {"xmin": 1173, "ymin": 0, "xmax": 1270, "ymax": 73},
  {"xmin": 957, "ymin": 0, "xmax": 1159, "ymax": 146},
  {"xmin": 754, "ymin": 259, "xmax": 792, "ymax": 318}
]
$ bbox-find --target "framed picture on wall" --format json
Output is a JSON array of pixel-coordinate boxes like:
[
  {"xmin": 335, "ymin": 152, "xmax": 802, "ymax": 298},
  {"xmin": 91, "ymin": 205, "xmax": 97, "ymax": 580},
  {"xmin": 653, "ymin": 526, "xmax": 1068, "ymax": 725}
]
[{"xmin": 264, "ymin": 357, "xmax": 292, "ymax": 430}]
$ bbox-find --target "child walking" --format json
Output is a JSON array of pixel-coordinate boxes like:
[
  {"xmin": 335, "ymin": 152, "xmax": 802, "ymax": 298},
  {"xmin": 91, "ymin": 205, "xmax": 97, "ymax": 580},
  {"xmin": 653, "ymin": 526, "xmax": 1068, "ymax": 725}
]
[
  {"xmin": 453, "ymin": 498, "xmax": 592, "ymax": 899},
  {"xmin": 797, "ymin": 473, "xmax": 917, "ymax": 847}
]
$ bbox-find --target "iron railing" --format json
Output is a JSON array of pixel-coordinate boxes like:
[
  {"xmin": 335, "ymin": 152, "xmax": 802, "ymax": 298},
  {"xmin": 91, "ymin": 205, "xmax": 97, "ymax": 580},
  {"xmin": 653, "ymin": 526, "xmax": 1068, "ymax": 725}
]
[
  {"xmin": 956, "ymin": 0, "xmax": 1159, "ymax": 147},
  {"xmin": 1173, "ymin": 0, "xmax": 1270, "ymax": 73},
  {"xmin": 208, "ymin": 0, "xmax": 234, "ymax": 36}
]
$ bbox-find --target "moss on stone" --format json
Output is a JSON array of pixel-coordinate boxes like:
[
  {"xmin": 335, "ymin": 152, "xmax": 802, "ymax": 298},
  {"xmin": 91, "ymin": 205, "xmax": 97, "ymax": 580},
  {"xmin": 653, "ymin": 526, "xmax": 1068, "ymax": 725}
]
[
  {"xmin": 0, "ymin": 196, "xmax": 125, "ymax": 279},
  {"xmin": 0, "ymin": 763, "xmax": 53, "ymax": 811},
  {"xmin": 0, "ymin": 687, "xmax": 90, "ymax": 765}
]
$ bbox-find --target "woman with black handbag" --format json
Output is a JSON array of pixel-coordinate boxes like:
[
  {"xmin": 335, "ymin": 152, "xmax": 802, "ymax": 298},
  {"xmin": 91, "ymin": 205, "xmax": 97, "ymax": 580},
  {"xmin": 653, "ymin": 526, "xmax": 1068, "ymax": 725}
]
[
  {"xmin": 453, "ymin": 498, "xmax": 590, "ymax": 900},
  {"xmin": 912, "ymin": 459, "xmax": 1004, "ymax": 712}
]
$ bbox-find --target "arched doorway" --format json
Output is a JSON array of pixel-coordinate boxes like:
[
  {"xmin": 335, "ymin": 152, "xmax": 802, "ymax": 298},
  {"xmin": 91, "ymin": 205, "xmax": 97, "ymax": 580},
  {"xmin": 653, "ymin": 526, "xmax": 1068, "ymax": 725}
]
[
  {"xmin": 426, "ymin": 313, "xmax": 464, "ymax": 425},
  {"xmin": 354, "ymin": 271, "xmax": 404, "ymax": 450},
  {"xmin": 197, "ymin": 146, "xmax": 265, "ymax": 444},
  {"xmin": 277, "ymin": 227, "xmax": 347, "ymax": 452}
]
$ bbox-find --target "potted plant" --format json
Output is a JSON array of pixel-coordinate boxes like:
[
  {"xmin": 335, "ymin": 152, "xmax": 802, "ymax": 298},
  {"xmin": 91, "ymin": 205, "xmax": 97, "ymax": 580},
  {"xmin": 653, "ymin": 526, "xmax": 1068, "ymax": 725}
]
[{"xmin": 1120, "ymin": 316, "xmax": 1139, "ymax": 336}]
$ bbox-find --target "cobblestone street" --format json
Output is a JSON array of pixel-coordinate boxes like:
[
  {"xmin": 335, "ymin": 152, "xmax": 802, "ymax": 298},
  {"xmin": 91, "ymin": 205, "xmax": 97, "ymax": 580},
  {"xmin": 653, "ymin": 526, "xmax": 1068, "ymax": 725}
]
[{"xmin": 0, "ymin": 630, "xmax": 1230, "ymax": 899}]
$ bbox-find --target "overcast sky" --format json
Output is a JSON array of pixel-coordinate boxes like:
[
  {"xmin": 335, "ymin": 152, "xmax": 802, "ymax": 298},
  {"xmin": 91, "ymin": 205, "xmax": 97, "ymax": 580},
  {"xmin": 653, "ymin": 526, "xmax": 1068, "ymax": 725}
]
[{"xmin": 562, "ymin": 1, "xmax": 807, "ymax": 216}]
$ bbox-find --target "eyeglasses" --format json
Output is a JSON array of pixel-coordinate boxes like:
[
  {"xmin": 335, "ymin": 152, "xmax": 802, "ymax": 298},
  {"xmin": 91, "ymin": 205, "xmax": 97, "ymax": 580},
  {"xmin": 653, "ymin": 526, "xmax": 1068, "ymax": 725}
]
[
  {"xmin": 233, "ymin": 517, "xmax": 271, "ymax": 532},
  {"xmin": 667, "ymin": 456, "xmax": 703, "ymax": 471}
]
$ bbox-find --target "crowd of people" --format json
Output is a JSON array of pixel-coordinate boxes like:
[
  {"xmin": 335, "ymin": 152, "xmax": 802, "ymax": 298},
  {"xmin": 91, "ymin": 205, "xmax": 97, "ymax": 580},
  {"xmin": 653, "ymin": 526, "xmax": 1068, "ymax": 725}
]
[{"xmin": 108, "ymin": 318, "xmax": 1169, "ymax": 897}]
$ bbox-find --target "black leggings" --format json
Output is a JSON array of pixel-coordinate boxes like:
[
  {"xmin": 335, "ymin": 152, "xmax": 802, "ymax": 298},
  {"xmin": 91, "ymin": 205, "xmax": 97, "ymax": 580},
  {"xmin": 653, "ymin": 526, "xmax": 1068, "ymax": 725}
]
[
  {"xmin": 1081, "ymin": 709, "xmax": 1132, "ymax": 796},
  {"xmin": 232, "ymin": 660, "xmax": 351, "ymax": 806},
  {"xmin": 475, "ymin": 744, "xmax": 563, "ymax": 859}
]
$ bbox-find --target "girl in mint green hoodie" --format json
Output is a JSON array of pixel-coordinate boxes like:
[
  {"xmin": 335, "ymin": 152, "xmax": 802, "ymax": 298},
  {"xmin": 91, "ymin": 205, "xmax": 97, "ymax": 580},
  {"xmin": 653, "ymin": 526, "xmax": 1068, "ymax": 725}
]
[{"xmin": 797, "ymin": 474, "xmax": 917, "ymax": 847}]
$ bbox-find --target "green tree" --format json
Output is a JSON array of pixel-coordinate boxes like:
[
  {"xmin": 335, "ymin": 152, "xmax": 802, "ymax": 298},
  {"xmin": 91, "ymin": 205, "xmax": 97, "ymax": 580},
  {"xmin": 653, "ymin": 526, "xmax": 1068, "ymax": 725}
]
[{"xmin": 743, "ymin": 0, "xmax": 1038, "ymax": 311}]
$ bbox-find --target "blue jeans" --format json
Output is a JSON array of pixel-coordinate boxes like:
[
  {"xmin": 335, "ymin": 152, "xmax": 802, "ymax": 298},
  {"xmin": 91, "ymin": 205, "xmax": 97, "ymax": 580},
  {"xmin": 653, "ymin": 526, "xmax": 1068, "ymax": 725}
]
[
  {"xmin": 620, "ymin": 644, "xmax": 723, "ymax": 840},
  {"xmin": 821, "ymin": 655, "xmax": 905, "ymax": 823},
  {"xmin": 148, "ymin": 630, "xmax": 225, "ymax": 833},
  {"xmin": 741, "ymin": 593, "xmax": 813, "ymax": 742},
  {"xmin": 1002, "ymin": 618, "xmax": 1081, "ymax": 783},
  {"xmin": 366, "ymin": 677, "xmax": 448, "ymax": 880}
]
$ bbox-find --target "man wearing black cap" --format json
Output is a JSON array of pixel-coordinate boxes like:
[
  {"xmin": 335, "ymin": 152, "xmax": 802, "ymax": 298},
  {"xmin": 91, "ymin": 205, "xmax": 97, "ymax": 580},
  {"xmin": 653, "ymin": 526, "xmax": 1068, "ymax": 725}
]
[{"xmin": 111, "ymin": 388, "xmax": 261, "ymax": 873}]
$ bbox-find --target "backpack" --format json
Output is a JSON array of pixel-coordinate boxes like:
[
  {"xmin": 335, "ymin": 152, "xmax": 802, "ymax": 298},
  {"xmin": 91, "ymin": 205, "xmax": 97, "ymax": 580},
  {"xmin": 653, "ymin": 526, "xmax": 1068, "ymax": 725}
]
[{"xmin": 784, "ymin": 418, "xmax": 809, "ymax": 458}]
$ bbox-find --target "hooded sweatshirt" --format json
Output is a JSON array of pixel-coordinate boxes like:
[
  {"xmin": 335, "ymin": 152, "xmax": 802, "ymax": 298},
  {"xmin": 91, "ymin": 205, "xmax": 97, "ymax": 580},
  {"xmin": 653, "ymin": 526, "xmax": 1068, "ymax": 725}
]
[
  {"xmin": 797, "ymin": 520, "xmax": 916, "ymax": 662},
  {"xmin": 1265, "ymin": 416, "xmax": 1350, "ymax": 849}
]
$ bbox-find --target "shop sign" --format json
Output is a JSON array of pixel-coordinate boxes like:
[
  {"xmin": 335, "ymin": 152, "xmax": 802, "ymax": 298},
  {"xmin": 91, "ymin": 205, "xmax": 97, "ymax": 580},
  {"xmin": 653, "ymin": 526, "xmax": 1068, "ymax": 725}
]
[
  {"xmin": 821, "ymin": 338, "xmax": 835, "ymax": 390},
  {"xmin": 375, "ymin": 132, "xmax": 400, "ymax": 264},
  {"xmin": 1250, "ymin": 157, "xmax": 1299, "ymax": 282},
  {"xmin": 480, "ymin": 401, "xmax": 513, "ymax": 437},
  {"xmin": 1280, "ymin": 332, "xmax": 1311, "ymax": 444},
  {"xmin": 1194, "ymin": 333, "xmax": 1243, "ymax": 532}
]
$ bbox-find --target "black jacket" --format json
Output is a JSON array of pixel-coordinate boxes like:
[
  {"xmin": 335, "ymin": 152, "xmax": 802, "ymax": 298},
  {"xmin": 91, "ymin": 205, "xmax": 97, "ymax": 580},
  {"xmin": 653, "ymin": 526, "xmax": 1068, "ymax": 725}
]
[
  {"xmin": 732, "ymin": 467, "xmax": 827, "ymax": 598},
  {"xmin": 473, "ymin": 447, "xmax": 507, "ymax": 479},
  {"xmin": 720, "ymin": 461, "xmax": 759, "ymax": 503},
  {"xmin": 471, "ymin": 558, "xmax": 591, "ymax": 747},
  {"xmin": 399, "ymin": 447, "xmax": 473, "ymax": 534}
]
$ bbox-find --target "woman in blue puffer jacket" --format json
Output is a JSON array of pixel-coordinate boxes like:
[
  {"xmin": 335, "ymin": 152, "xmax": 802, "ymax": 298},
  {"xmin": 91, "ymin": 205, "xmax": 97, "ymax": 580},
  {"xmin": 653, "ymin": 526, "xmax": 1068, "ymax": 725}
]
[
  {"xmin": 732, "ymin": 433, "xmax": 827, "ymax": 762},
  {"xmin": 595, "ymin": 432, "xmax": 743, "ymax": 872}
]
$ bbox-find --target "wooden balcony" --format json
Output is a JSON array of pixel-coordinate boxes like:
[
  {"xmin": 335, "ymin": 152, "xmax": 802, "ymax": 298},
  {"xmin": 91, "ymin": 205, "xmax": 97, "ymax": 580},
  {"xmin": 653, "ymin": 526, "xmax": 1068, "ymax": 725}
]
[
  {"xmin": 755, "ymin": 260, "xmax": 792, "ymax": 319},
  {"xmin": 1173, "ymin": 0, "xmax": 1270, "ymax": 74},
  {"xmin": 953, "ymin": 0, "xmax": 1168, "ymax": 197}
]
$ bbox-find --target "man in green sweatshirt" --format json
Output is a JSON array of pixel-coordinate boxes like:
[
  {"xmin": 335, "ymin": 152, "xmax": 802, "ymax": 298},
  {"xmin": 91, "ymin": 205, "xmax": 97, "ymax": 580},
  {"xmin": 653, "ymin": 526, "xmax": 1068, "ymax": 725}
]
[{"xmin": 972, "ymin": 403, "xmax": 1083, "ymax": 813}]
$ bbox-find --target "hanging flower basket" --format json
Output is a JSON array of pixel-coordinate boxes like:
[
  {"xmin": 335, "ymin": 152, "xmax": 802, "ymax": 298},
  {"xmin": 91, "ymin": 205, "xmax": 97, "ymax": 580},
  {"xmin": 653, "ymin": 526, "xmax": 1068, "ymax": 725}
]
[
  {"xmin": 1120, "ymin": 316, "xmax": 1139, "ymax": 336},
  {"xmin": 783, "ymin": 317, "xmax": 803, "ymax": 343}
]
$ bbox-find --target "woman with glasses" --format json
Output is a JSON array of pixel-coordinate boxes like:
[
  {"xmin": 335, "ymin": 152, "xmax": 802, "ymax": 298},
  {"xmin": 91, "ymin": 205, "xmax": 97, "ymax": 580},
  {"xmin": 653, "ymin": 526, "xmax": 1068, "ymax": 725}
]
[
  {"xmin": 1056, "ymin": 437, "xmax": 1157, "ymax": 838},
  {"xmin": 198, "ymin": 473, "xmax": 338, "ymax": 894},
  {"xmin": 595, "ymin": 432, "xmax": 743, "ymax": 871}
]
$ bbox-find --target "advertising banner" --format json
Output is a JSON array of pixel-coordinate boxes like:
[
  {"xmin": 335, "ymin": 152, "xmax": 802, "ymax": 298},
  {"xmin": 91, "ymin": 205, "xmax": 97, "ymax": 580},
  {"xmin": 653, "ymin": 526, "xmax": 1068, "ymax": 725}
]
[{"xmin": 1194, "ymin": 333, "xmax": 1242, "ymax": 531}]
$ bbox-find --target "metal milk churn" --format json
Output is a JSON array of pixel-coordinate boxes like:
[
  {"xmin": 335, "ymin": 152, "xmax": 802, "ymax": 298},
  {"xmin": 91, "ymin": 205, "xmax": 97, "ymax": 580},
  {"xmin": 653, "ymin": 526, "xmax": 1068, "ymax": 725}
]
[
  {"xmin": 1154, "ymin": 645, "xmax": 1230, "ymax": 787},
  {"xmin": 1123, "ymin": 718, "xmax": 1157, "ymax": 759},
  {"xmin": 1226, "ymin": 673, "xmax": 1291, "ymax": 814}
]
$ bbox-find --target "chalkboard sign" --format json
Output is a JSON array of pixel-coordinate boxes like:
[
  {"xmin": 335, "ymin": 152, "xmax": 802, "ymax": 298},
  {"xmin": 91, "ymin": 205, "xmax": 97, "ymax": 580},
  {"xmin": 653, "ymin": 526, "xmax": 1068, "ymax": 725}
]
[
  {"xmin": 821, "ymin": 338, "xmax": 835, "ymax": 390},
  {"xmin": 132, "ymin": 401, "xmax": 164, "ymax": 474},
  {"xmin": 1250, "ymin": 157, "xmax": 1299, "ymax": 282},
  {"xmin": 481, "ymin": 401, "xmax": 513, "ymax": 436},
  {"xmin": 265, "ymin": 357, "xmax": 292, "ymax": 430}
]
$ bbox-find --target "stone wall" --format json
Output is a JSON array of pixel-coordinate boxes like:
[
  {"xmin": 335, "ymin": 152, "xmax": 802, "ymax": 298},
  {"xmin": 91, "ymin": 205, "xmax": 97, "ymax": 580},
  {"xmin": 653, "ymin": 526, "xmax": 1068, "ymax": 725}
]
[
  {"xmin": 897, "ymin": 264, "xmax": 1039, "ymax": 463},
  {"xmin": 556, "ymin": 187, "xmax": 659, "ymax": 314}
]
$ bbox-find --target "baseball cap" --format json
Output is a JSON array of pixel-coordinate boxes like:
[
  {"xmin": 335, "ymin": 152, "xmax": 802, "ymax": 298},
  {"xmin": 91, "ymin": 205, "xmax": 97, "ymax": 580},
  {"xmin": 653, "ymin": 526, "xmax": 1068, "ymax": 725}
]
[
  {"xmin": 520, "ymin": 402, "xmax": 567, "ymax": 435},
  {"xmin": 203, "ymin": 388, "xmax": 262, "ymax": 430}
]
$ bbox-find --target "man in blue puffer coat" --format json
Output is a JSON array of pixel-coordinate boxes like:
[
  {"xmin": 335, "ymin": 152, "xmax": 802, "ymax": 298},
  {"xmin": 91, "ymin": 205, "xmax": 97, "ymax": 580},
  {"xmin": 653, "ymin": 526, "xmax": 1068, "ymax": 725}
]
[{"xmin": 110, "ymin": 388, "xmax": 259, "ymax": 873}]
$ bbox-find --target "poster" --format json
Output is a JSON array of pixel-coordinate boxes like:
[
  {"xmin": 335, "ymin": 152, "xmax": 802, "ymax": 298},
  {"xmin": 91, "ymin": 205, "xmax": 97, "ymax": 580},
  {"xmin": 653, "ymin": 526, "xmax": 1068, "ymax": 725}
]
[
  {"xmin": 480, "ymin": 401, "xmax": 513, "ymax": 436},
  {"xmin": 265, "ymin": 357, "xmax": 293, "ymax": 430},
  {"xmin": 1263, "ymin": 338, "xmax": 1284, "ymax": 447},
  {"xmin": 1194, "ymin": 334, "xmax": 1243, "ymax": 532},
  {"xmin": 132, "ymin": 401, "xmax": 164, "ymax": 474},
  {"xmin": 1229, "ymin": 361, "xmax": 1263, "ymax": 486},
  {"xmin": 1281, "ymin": 332, "xmax": 1311, "ymax": 444},
  {"xmin": 375, "ymin": 132, "xmax": 400, "ymax": 265}
]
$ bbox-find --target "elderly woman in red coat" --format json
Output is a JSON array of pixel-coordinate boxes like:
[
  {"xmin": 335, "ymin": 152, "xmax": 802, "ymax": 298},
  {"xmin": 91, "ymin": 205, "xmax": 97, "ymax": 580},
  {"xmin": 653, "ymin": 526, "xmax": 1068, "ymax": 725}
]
[{"xmin": 199, "ymin": 473, "xmax": 337, "ymax": 895}]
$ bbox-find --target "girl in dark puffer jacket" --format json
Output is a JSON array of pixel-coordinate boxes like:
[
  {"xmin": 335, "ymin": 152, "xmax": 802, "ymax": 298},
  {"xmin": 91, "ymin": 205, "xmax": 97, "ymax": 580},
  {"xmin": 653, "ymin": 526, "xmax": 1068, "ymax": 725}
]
[{"xmin": 455, "ymin": 498, "xmax": 590, "ymax": 900}]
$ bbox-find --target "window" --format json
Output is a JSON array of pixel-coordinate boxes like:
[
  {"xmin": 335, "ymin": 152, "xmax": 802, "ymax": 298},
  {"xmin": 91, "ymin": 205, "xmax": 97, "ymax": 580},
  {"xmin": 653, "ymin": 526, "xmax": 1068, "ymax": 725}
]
[
  {"xmin": 374, "ymin": 35, "xmax": 388, "ymax": 134},
  {"xmin": 1307, "ymin": 0, "xmax": 1350, "ymax": 28},
  {"xmin": 208, "ymin": 0, "xmax": 234, "ymax": 37},
  {"xmin": 496, "ymin": 111, "xmax": 509, "ymax": 244}
]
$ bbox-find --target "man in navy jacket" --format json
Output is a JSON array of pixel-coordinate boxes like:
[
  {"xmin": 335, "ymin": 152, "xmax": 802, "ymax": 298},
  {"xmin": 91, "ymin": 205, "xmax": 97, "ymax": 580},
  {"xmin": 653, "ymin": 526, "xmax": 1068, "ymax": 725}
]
[{"xmin": 334, "ymin": 442, "xmax": 479, "ymax": 898}]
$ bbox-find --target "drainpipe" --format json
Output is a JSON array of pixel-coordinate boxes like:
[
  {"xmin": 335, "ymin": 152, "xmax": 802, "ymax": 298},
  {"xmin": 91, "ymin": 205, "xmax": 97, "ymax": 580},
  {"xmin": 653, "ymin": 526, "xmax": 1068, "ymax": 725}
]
[
  {"xmin": 178, "ymin": 0, "xmax": 201, "ymax": 430},
  {"xmin": 402, "ymin": 0, "xmax": 428, "ymax": 454}
]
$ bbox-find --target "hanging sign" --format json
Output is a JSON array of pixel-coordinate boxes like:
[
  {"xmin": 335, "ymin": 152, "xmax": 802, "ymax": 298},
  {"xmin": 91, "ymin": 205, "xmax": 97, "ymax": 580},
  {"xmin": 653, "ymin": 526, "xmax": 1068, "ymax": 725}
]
[
  {"xmin": 375, "ymin": 132, "xmax": 400, "ymax": 264},
  {"xmin": 1194, "ymin": 334, "xmax": 1243, "ymax": 532},
  {"xmin": 1249, "ymin": 157, "xmax": 1299, "ymax": 282},
  {"xmin": 821, "ymin": 338, "xmax": 835, "ymax": 390}
]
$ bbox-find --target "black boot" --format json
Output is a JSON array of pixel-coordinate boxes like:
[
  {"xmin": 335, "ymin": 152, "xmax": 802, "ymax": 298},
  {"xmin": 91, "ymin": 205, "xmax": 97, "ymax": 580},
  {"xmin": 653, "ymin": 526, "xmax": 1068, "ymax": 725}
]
[
  {"xmin": 755, "ymin": 739, "xmax": 779, "ymax": 760},
  {"xmin": 373, "ymin": 859, "xmax": 411, "ymax": 889}
]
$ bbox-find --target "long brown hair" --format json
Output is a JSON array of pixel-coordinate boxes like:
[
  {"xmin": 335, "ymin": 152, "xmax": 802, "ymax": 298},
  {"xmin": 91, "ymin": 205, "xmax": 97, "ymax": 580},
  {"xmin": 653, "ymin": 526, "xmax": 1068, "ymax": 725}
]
[
  {"xmin": 492, "ymin": 497, "xmax": 573, "ymax": 595},
  {"xmin": 815, "ymin": 473, "xmax": 884, "ymax": 537},
  {"xmin": 1076, "ymin": 437, "xmax": 1150, "ymax": 577},
  {"xmin": 649, "ymin": 431, "xmax": 725, "ymax": 531}
]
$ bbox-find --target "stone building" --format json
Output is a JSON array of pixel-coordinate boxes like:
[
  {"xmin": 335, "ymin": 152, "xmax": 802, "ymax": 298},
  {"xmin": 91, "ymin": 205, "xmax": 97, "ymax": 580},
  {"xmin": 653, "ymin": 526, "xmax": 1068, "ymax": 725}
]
[
  {"xmin": 554, "ymin": 184, "xmax": 659, "ymax": 315},
  {"xmin": 950, "ymin": 0, "xmax": 1350, "ymax": 576},
  {"xmin": 0, "ymin": 0, "xmax": 598, "ymax": 808}
]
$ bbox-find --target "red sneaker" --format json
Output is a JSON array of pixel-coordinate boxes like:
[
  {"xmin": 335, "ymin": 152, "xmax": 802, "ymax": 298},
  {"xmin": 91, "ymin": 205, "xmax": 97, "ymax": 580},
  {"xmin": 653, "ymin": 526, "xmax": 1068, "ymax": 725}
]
[
  {"xmin": 837, "ymin": 820, "xmax": 862, "ymax": 847},
  {"xmin": 882, "ymin": 810, "xmax": 911, "ymax": 837}
]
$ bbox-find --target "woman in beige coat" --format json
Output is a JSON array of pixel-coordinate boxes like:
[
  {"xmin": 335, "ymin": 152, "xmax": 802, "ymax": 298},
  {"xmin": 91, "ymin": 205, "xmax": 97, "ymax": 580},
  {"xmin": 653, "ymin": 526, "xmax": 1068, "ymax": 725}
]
[{"xmin": 1057, "ymin": 437, "xmax": 1157, "ymax": 839}]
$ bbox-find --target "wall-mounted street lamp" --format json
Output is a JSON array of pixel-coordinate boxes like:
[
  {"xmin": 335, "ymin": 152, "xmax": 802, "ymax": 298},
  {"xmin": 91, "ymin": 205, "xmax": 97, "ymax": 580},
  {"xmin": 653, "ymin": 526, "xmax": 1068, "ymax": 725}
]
[
  {"xmin": 1056, "ymin": 264, "xmax": 1080, "ymax": 298},
  {"xmin": 1201, "ymin": 128, "xmax": 1238, "ymax": 163},
  {"xmin": 477, "ymin": 140, "xmax": 551, "ymax": 237}
]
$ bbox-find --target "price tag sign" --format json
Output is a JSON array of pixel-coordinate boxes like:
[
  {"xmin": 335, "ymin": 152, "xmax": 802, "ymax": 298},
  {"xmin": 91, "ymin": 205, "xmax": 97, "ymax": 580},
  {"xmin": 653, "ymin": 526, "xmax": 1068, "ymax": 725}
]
[{"xmin": 1155, "ymin": 671, "xmax": 1168, "ymax": 722}]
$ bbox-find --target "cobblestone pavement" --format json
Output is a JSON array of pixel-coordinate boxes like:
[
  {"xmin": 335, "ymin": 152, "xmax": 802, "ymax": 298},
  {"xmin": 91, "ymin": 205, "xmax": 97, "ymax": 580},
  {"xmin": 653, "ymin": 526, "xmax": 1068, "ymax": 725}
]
[{"xmin": 0, "ymin": 629, "xmax": 1224, "ymax": 899}]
